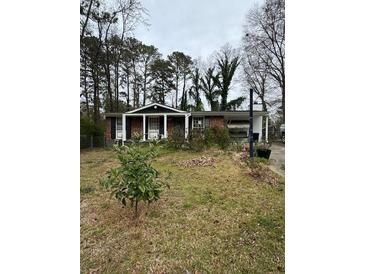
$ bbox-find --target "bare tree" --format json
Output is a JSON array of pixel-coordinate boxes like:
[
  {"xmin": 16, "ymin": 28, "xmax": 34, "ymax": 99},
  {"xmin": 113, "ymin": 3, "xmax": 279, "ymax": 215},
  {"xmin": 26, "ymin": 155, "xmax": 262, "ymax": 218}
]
[
  {"xmin": 244, "ymin": 0, "xmax": 285, "ymax": 120},
  {"xmin": 242, "ymin": 47, "xmax": 272, "ymax": 112}
]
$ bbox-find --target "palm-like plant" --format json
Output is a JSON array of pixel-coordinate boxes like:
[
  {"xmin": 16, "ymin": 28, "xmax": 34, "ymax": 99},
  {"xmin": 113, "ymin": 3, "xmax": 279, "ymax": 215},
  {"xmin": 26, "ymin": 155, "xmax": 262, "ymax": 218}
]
[
  {"xmin": 214, "ymin": 52, "xmax": 242, "ymax": 110},
  {"xmin": 188, "ymin": 68, "xmax": 204, "ymax": 111},
  {"xmin": 200, "ymin": 67, "xmax": 220, "ymax": 111}
]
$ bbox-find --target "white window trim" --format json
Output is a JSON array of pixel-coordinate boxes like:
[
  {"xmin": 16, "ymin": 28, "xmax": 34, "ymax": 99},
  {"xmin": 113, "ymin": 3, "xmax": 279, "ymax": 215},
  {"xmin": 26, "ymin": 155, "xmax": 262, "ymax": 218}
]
[
  {"xmin": 115, "ymin": 118, "xmax": 123, "ymax": 139},
  {"xmin": 192, "ymin": 116, "xmax": 205, "ymax": 129}
]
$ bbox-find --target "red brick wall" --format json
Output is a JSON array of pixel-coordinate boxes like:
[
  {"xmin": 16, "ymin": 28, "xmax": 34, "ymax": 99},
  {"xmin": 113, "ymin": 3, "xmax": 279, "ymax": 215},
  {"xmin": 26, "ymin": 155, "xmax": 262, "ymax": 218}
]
[
  {"xmin": 210, "ymin": 116, "xmax": 224, "ymax": 128},
  {"xmin": 131, "ymin": 117, "xmax": 143, "ymax": 136},
  {"xmin": 105, "ymin": 118, "xmax": 112, "ymax": 141}
]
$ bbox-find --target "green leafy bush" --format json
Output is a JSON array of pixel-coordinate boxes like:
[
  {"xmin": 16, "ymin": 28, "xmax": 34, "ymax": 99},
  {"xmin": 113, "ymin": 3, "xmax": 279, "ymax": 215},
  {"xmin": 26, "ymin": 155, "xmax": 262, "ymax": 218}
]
[
  {"xmin": 80, "ymin": 117, "xmax": 105, "ymax": 148},
  {"xmin": 189, "ymin": 129, "xmax": 205, "ymax": 151},
  {"xmin": 80, "ymin": 117, "xmax": 104, "ymax": 136},
  {"xmin": 168, "ymin": 126, "xmax": 185, "ymax": 149},
  {"xmin": 212, "ymin": 127, "xmax": 230, "ymax": 149},
  {"xmin": 203, "ymin": 128, "xmax": 216, "ymax": 147},
  {"xmin": 100, "ymin": 144, "xmax": 166, "ymax": 217}
]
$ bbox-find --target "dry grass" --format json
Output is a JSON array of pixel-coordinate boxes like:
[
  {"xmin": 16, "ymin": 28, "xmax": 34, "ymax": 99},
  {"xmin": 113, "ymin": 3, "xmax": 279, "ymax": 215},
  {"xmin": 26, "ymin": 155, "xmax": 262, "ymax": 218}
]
[{"xmin": 80, "ymin": 147, "xmax": 284, "ymax": 273}]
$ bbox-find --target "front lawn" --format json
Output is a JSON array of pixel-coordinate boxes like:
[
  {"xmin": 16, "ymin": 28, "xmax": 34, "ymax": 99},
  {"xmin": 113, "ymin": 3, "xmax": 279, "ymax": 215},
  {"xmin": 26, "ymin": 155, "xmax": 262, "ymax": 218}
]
[{"xmin": 80, "ymin": 147, "xmax": 284, "ymax": 273}]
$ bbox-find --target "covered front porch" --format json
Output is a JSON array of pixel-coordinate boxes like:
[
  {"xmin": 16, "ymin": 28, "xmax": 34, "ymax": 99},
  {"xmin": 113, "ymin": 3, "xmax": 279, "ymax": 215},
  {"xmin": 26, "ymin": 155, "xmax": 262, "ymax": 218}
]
[{"xmin": 122, "ymin": 112, "xmax": 190, "ymax": 142}]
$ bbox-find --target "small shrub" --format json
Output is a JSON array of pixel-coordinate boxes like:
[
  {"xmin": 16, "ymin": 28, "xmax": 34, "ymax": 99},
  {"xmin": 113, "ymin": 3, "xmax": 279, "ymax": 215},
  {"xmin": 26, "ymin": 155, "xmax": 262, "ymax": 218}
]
[
  {"xmin": 212, "ymin": 126, "xmax": 230, "ymax": 150},
  {"xmin": 168, "ymin": 126, "xmax": 185, "ymax": 149},
  {"xmin": 100, "ymin": 144, "xmax": 167, "ymax": 217},
  {"xmin": 131, "ymin": 131, "xmax": 143, "ymax": 143},
  {"xmin": 229, "ymin": 140, "xmax": 246, "ymax": 152},
  {"xmin": 80, "ymin": 117, "xmax": 105, "ymax": 148},
  {"xmin": 255, "ymin": 142, "xmax": 271, "ymax": 150},
  {"xmin": 189, "ymin": 129, "xmax": 205, "ymax": 151},
  {"xmin": 80, "ymin": 185, "xmax": 95, "ymax": 194},
  {"xmin": 203, "ymin": 128, "xmax": 215, "ymax": 147}
]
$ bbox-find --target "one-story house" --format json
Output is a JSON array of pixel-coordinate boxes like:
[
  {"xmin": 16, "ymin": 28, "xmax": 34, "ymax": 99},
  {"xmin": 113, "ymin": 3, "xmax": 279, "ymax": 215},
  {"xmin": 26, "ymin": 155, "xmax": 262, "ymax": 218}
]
[{"xmin": 104, "ymin": 103, "xmax": 268, "ymax": 144}]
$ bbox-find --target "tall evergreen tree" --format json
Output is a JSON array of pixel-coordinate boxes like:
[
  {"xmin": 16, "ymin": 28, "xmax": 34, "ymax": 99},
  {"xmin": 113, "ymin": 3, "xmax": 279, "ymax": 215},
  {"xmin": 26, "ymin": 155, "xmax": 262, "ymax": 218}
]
[
  {"xmin": 149, "ymin": 59, "xmax": 174, "ymax": 104},
  {"xmin": 139, "ymin": 44, "xmax": 161, "ymax": 106},
  {"xmin": 188, "ymin": 68, "xmax": 204, "ymax": 111}
]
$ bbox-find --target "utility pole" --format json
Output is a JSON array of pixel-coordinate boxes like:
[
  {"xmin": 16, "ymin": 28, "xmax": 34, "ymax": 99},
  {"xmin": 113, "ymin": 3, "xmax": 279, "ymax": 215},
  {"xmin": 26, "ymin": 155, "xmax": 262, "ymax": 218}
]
[{"xmin": 249, "ymin": 88, "xmax": 254, "ymax": 159}]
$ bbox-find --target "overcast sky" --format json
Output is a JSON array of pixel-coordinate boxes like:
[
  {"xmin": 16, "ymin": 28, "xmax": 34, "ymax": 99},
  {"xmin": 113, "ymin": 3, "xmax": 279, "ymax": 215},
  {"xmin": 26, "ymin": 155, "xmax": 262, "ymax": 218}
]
[
  {"xmin": 135, "ymin": 0, "xmax": 263, "ymax": 60},
  {"xmin": 134, "ymin": 0, "xmax": 264, "ymax": 108}
]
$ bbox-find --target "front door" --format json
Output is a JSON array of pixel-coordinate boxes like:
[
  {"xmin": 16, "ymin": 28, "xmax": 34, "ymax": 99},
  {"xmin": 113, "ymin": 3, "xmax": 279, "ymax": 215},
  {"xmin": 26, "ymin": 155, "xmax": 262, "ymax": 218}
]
[{"xmin": 148, "ymin": 117, "xmax": 160, "ymax": 139}]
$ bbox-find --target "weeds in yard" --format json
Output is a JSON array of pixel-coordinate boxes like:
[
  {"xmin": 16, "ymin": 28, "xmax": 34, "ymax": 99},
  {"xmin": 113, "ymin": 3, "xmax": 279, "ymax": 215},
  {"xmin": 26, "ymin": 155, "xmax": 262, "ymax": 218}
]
[
  {"xmin": 80, "ymin": 185, "xmax": 95, "ymax": 194},
  {"xmin": 80, "ymin": 147, "xmax": 284, "ymax": 273},
  {"xmin": 246, "ymin": 159, "xmax": 280, "ymax": 186}
]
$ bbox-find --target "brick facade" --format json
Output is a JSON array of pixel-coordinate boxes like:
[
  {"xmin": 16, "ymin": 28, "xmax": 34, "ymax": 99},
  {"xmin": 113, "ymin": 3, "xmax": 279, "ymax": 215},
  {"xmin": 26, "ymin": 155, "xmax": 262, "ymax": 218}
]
[
  {"xmin": 105, "ymin": 118, "xmax": 112, "ymax": 141},
  {"xmin": 167, "ymin": 118, "xmax": 174, "ymax": 137},
  {"xmin": 209, "ymin": 116, "xmax": 224, "ymax": 128}
]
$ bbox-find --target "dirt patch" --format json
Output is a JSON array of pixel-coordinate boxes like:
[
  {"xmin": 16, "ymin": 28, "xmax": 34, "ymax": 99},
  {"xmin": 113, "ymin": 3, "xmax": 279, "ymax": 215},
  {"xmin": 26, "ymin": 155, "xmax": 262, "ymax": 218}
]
[{"xmin": 178, "ymin": 156, "xmax": 216, "ymax": 168}]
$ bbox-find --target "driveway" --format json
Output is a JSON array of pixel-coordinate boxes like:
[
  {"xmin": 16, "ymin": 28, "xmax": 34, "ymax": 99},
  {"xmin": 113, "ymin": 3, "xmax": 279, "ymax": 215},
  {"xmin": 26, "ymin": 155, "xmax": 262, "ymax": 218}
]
[{"xmin": 269, "ymin": 143, "xmax": 285, "ymax": 177}]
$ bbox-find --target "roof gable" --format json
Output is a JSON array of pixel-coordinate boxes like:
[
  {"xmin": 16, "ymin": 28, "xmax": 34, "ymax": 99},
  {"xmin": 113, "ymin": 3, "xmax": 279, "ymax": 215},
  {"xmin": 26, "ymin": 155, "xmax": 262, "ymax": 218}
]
[{"xmin": 126, "ymin": 103, "xmax": 186, "ymax": 114}]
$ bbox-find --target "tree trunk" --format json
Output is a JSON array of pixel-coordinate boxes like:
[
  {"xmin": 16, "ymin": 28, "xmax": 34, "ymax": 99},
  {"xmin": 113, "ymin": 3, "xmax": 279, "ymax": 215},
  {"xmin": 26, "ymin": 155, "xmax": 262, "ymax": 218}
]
[
  {"xmin": 126, "ymin": 73, "xmax": 130, "ymax": 109},
  {"xmin": 92, "ymin": 69, "xmax": 98, "ymax": 124},
  {"xmin": 181, "ymin": 74, "xmax": 186, "ymax": 110},
  {"xmin": 115, "ymin": 61, "xmax": 119, "ymax": 112},
  {"xmin": 175, "ymin": 74, "xmax": 179, "ymax": 109},
  {"xmin": 82, "ymin": 59, "xmax": 90, "ymax": 118},
  {"xmin": 143, "ymin": 64, "xmax": 147, "ymax": 106},
  {"xmin": 81, "ymin": 0, "xmax": 93, "ymax": 40},
  {"xmin": 281, "ymin": 85, "xmax": 285, "ymax": 123}
]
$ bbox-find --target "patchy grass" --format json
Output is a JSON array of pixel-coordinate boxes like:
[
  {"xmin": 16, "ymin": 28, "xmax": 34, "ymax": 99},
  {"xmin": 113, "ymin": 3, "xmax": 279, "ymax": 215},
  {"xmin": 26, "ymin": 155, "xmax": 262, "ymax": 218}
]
[{"xmin": 80, "ymin": 147, "xmax": 284, "ymax": 273}]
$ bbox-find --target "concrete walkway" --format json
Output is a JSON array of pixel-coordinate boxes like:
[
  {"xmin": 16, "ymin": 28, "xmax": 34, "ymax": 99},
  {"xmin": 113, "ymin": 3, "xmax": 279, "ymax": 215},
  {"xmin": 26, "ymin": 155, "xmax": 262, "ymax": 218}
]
[{"xmin": 268, "ymin": 143, "xmax": 285, "ymax": 177}]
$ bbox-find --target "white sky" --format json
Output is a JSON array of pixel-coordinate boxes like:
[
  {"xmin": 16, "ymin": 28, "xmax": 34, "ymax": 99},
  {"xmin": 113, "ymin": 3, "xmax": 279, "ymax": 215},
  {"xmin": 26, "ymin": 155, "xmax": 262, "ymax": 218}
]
[
  {"xmin": 134, "ymin": 0, "xmax": 265, "ymax": 109},
  {"xmin": 135, "ymin": 0, "xmax": 263, "ymax": 60}
]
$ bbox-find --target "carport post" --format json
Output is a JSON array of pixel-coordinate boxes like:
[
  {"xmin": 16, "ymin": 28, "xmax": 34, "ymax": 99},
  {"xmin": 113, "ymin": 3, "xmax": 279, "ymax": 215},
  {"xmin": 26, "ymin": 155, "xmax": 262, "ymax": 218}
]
[
  {"xmin": 265, "ymin": 115, "xmax": 269, "ymax": 142},
  {"xmin": 249, "ymin": 89, "xmax": 254, "ymax": 159}
]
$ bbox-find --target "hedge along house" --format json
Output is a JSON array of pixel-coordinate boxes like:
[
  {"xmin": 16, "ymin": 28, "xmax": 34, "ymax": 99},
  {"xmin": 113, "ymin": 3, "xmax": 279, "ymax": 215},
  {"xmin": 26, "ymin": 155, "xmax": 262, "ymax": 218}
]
[{"xmin": 104, "ymin": 103, "xmax": 269, "ymax": 145}]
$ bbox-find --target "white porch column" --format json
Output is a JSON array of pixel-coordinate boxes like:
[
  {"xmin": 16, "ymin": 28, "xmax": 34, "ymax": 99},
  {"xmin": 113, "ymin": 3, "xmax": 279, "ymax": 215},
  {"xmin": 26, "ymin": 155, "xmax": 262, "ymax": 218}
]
[
  {"xmin": 142, "ymin": 114, "xmax": 146, "ymax": 141},
  {"xmin": 185, "ymin": 114, "xmax": 189, "ymax": 139},
  {"xmin": 122, "ymin": 114, "xmax": 126, "ymax": 141},
  {"xmin": 265, "ymin": 115, "xmax": 269, "ymax": 142},
  {"xmin": 164, "ymin": 114, "xmax": 167, "ymax": 138}
]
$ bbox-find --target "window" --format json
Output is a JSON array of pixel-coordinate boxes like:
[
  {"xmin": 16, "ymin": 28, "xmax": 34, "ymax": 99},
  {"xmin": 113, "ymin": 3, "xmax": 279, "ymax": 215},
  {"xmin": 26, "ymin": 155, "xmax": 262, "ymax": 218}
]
[
  {"xmin": 149, "ymin": 117, "xmax": 159, "ymax": 131},
  {"xmin": 204, "ymin": 117, "xmax": 210, "ymax": 128},
  {"xmin": 192, "ymin": 116, "xmax": 204, "ymax": 129},
  {"xmin": 116, "ymin": 118, "xmax": 122, "ymax": 131},
  {"xmin": 116, "ymin": 118, "xmax": 123, "ymax": 139}
]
